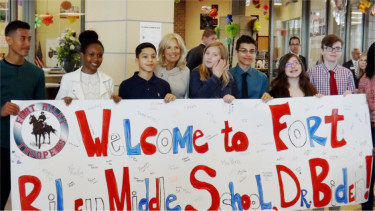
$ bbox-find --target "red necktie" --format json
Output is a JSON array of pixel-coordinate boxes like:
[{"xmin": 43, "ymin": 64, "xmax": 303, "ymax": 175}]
[{"xmin": 329, "ymin": 70, "xmax": 338, "ymax": 95}]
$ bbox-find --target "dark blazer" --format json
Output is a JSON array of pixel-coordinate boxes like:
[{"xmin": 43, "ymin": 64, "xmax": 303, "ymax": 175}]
[
  {"xmin": 186, "ymin": 43, "xmax": 206, "ymax": 71},
  {"xmin": 299, "ymin": 55, "xmax": 307, "ymax": 71},
  {"xmin": 343, "ymin": 60, "xmax": 359, "ymax": 88}
]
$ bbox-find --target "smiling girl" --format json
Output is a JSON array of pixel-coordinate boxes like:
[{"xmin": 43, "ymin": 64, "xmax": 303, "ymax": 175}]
[
  {"xmin": 55, "ymin": 30, "xmax": 121, "ymax": 105},
  {"xmin": 270, "ymin": 53, "xmax": 317, "ymax": 98},
  {"xmin": 189, "ymin": 41, "xmax": 237, "ymax": 103}
]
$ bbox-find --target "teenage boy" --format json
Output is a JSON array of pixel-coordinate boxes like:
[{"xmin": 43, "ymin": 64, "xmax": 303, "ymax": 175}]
[
  {"xmin": 229, "ymin": 35, "xmax": 271, "ymax": 101},
  {"xmin": 0, "ymin": 20, "xmax": 45, "ymax": 209},
  {"xmin": 119, "ymin": 42, "xmax": 176, "ymax": 102},
  {"xmin": 307, "ymin": 34, "xmax": 355, "ymax": 96}
]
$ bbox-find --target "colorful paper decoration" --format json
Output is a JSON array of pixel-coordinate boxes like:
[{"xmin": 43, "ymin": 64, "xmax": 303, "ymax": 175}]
[
  {"xmin": 67, "ymin": 16, "xmax": 77, "ymax": 23},
  {"xmin": 35, "ymin": 16, "xmax": 42, "ymax": 28},
  {"xmin": 208, "ymin": 8, "xmax": 217, "ymax": 18},
  {"xmin": 225, "ymin": 37, "xmax": 231, "ymax": 45},
  {"xmin": 253, "ymin": 20, "xmax": 261, "ymax": 32},
  {"xmin": 225, "ymin": 22, "xmax": 240, "ymax": 38},
  {"xmin": 253, "ymin": 0, "xmax": 261, "ymax": 8},
  {"xmin": 201, "ymin": 6, "xmax": 211, "ymax": 13},
  {"xmin": 226, "ymin": 14, "xmax": 233, "ymax": 24},
  {"xmin": 60, "ymin": 1, "xmax": 72, "ymax": 10},
  {"xmin": 215, "ymin": 26, "xmax": 220, "ymax": 39},
  {"xmin": 358, "ymin": 0, "xmax": 371, "ymax": 13},
  {"xmin": 41, "ymin": 13, "xmax": 53, "ymax": 26}
]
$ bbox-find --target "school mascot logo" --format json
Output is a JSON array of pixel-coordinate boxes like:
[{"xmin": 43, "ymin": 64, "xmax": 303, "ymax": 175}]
[{"xmin": 13, "ymin": 103, "xmax": 68, "ymax": 159}]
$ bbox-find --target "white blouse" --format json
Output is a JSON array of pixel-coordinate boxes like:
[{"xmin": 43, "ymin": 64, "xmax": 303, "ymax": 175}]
[{"xmin": 154, "ymin": 65, "xmax": 190, "ymax": 99}]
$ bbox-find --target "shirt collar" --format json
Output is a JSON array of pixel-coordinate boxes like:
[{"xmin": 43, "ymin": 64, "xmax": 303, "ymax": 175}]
[{"xmin": 322, "ymin": 62, "xmax": 338, "ymax": 72}]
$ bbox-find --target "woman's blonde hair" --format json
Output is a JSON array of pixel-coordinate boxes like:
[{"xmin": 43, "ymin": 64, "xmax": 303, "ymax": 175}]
[
  {"xmin": 158, "ymin": 33, "xmax": 187, "ymax": 70},
  {"xmin": 198, "ymin": 41, "xmax": 232, "ymax": 88},
  {"xmin": 358, "ymin": 52, "xmax": 367, "ymax": 79}
]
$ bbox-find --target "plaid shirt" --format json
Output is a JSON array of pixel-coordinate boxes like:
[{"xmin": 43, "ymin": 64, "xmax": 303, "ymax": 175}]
[{"xmin": 307, "ymin": 63, "xmax": 356, "ymax": 95}]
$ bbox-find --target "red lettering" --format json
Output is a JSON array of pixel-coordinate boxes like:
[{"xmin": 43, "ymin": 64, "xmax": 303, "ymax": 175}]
[
  {"xmin": 222, "ymin": 121, "xmax": 234, "ymax": 152},
  {"xmin": 349, "ymin": 184, "xmax": 355, "ymax": 202},
  {"xmin": 193, "ymin": 130, "xmax": 208, "ymax": 153},
  {"xmin": 75, "ymin": 198, "xmax": 83, "ymax": 211},
  {"xmin": 241, "ymin": 194, "xmax": 251, "ymax": 210},
  {"xmin": 18, "ymin": 175, "xmax": 41, "ymax": 210},
  {"xmin": 105, "ymin": 167, "xmax": 131, "ymax": 211},
  {"xmin": 309, "ymin": 158, "xmax": 331, "ymax": 208},
  {"xmin": 269, "ymin": 103, "xmax": 291, "ymax": 151},
  {"xmin": 186, "ymin": 165, "xmax": 219, "ymax": 210},
  {"xmin": 42, "ymin": 103, "xmax": 48, "ymax": 111},
  {"xmin": 221, "ymin": 121, "xmax": 249, "ymax": 152},
  {"xmin": 276, "ymin": 165, "xmax": 301, "ymax": 208},
  {"xmin": 140, "ymin": 127, "xmax": 157, "ymax": 155},
  {"xmin": 149, "ymin": 178, "xmax": 160, "ymax": 210},
  {"xmin": 324, "ymin": 109, "xmax": 346, "ymax": 148},
  {"xmin": 75, "ymin": 109, "xmax": 111, "ymax": 157}
]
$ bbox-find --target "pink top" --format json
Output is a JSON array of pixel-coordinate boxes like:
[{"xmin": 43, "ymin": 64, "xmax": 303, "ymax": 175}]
[{"xmin": 358, "ymin": 75, "xmax": 375, "ymax": 123}]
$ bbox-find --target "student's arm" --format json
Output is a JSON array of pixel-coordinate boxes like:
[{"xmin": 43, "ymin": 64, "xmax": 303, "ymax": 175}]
[
  {"xmin": 55, "ymin": 75, "xmax": 75, "ymax": 105},
  {"xmin": 55, "ymin": 75, "xmax": 70, "ymax": 100},
  {"xmin": 1, "ymin": 102, "xmax": 20, "ymax": 117}
]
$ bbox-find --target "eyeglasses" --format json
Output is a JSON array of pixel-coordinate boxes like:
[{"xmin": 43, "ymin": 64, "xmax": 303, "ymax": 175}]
[
  {"xmin": 285, "ymin": 61, "xmax": 300, "ymax": 68},
  {"xmin": 324, "ymin": 46, "xmax": 342, "ymax": 52},
  {"xmin": 238, "ymin": 49, "xmax": 256, "ymax": 54}
]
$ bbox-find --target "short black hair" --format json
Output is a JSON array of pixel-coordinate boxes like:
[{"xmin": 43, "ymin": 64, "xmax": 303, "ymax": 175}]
[
  {"xmin": 289, "ymin": 36, "xmax": 300, "ymax": 45},
  {"xmin": 235, "ymin": 35, "xmax": 257, "ymax": 51},
  {"xmin": 79, "ymin": 30, "xmax": 104, "ymax": 54},
  {"xmin": 5, "ymin": 20, "xmax": 30, "ymax": 36},
  {"xmin": 135, "ymin": 42, "xmax": 156, "ymax": 58}
]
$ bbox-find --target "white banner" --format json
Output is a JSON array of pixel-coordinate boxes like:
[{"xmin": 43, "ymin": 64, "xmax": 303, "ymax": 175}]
[{"xmin": 10, "ymin": 95, "xmax": 373, "ymax": 210}]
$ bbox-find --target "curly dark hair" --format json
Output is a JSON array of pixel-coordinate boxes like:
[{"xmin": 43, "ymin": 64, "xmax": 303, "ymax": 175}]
[{"xmin": 270, "ymin": 53, "xmax": 317, "ymax": 98}]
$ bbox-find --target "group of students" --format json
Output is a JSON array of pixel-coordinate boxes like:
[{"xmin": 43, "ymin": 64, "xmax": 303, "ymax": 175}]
[{"xmin": 1, "ymin": 20, "xmax": 375, "ymax": 210}]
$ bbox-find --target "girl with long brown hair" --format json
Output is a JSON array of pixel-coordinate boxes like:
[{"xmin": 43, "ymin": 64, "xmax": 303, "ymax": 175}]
[{"xmin": 270, "ymin": 53, "xmax": 317, "ymax": 98}]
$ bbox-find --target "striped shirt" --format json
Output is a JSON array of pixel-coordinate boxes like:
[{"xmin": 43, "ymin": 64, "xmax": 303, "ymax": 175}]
[{"xmin": 307, "ymin": 63, "xmax": 356, "ymax": 95}]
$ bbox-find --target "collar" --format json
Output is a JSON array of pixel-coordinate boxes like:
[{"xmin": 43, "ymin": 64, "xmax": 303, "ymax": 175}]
[
  {"xmin": 69, "ymin": 67, "xmax": 111, "ymax": 82},
  {"xmin": 2, "ymin": 58, "xmax": 25, "ymax": 67},
  {"xmin": 133, "ymin": 72, "xmax": 157, "ymax": 84},
  {"xmin": 290, "ymin": 51, "xmax": 300, "ymax": 57},
  {"xmin": 322, "ymin": 62, "xmax": 338, "ymax": 72},
  {"xmin": 235, "ymin": 64, "xmax": 255, "ymax": 74}
]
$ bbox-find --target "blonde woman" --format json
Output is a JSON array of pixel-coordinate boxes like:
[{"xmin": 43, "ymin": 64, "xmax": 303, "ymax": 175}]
[
  {"xmin": 357, "ymin": 52, "xmax": 367, "ymax": 79},
  {"xmin": 154, "ymin": 33, "xmax": 190, "ymax": 99},
  {"xmin": 189, "ymin": 41, "xmax": 238, "ymax": 103}
]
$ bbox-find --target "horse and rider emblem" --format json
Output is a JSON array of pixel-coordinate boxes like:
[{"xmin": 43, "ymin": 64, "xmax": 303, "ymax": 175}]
[
  {"xmin": 13, "ymin": 103, "xmax": 69, "ymax": 159},
  {"xmin": 29, "ymin": 111, "xmax": 57, "ymax": 149}
]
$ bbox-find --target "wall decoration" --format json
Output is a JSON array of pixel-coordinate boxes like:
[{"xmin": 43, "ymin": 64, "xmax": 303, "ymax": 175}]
[
  {"xmin": 358, "ymin": 0, "xmax": 371, "ymax": 13},
  {"xmin": 0, "ymin": 2, "xmax": 7, "ymax": 22},
  {"xmin": 34, "ymin": 16, "xmax": 42, "ymax": 28},
  {"xmin": 41, "ymin": 13, "xmax": 53, "ymax": 26},
  {"xmin": 60, "ymin": 0, "xmax": 72, "ymax": 10},
  {"xmin": 60, "ymin": 5, "xmax": 80, "ymax": 20}
]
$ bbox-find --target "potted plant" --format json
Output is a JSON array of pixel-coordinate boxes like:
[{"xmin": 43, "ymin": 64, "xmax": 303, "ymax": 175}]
[{"xmin": 56, "ymin": 28, "xmax": 81, "ymax": 72}]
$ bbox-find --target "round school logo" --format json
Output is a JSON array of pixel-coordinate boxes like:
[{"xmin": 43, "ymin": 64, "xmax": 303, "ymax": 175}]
[{"xmin": 13, "ymin": 103, "xmax": 69, "ymax": 159}]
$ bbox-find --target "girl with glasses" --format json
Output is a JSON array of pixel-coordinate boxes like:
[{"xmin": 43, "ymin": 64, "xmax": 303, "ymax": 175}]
[{"xmin": 270, "ymin": 53, "xmax": 317, "ymax": 98}]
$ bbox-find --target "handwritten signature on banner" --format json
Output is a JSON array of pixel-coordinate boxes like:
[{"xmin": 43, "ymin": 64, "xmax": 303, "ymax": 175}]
[{"xmin": 10, "ymin": 95, "xmax": 373, "ymax": 210}]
